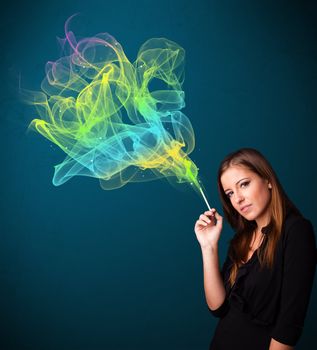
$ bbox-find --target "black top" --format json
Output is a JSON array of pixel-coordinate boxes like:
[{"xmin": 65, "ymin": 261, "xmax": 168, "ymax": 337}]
[{"xmin": 210, "ymin": 210, "xmax": 316, "ymax": 346}]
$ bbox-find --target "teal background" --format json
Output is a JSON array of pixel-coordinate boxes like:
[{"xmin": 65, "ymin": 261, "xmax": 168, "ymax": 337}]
[{"xmin": 1, "ymin": 1, "xmax": 316, "ymax": 349}]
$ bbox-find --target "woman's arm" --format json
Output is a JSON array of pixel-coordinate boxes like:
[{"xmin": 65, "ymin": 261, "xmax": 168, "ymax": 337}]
[
  {"xmin": 270, "ymin": 217, "xmax": 316, "ymax": 346},
  {"xmin": 201, "ymin": 245, "xmax": 226, "ymax": 310},
  {"xmin": 194, "ymin": 209, "xmax": 226, "ymax": 310},
  {"xmin": 269, "ymin": 338, "xmax": 293, "ymax": 350}
]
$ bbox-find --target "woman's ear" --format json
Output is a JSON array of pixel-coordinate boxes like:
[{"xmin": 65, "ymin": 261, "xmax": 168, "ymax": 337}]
[{"xmin": 268, "ymin": 183, "xmax": 272, "ymax": 189}]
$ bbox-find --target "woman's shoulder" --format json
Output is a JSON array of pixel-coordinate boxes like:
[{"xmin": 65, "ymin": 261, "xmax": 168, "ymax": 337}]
[
  {"xmin": 283, "ymin": 210, "xmax": 313, "ymax": 231},
  {"xmin": 282, "ymin": 210, "xmax": 316, "ymax": 249}
]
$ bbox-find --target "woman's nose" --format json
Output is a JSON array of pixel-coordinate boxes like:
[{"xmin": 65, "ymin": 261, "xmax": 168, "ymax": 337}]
[{"xmin": 234, "ymin": 191, "xmax": 244, "ymax": 204}]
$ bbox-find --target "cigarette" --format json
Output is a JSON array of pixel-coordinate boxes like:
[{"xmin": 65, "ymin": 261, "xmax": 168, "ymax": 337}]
[{"xmin": 199, "ymin": 186, "xmax": 211, "ymax": 211}]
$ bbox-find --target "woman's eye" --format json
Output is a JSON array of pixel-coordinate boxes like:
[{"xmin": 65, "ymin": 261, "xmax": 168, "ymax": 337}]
[
  {"xmin": 241, "ymin": 181, "xmax": 250, "ymax": 188},
  {"xmin": 226, "ymin": 191, "xmax": 233, "ymax": 198}
]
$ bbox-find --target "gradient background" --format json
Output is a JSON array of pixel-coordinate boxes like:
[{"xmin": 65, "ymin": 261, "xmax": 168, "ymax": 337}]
[{"xmin": 1, "ymin": 1, "xmax": 316, "ymax": 349}]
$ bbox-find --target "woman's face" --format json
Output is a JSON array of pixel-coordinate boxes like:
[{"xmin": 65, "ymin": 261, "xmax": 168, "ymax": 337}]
[{"xmin": 220, "ymin": 165, "xmax": 272, "ymax": 228}]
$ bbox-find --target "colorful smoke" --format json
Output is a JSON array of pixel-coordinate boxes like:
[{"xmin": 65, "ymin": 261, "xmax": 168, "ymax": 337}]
[{"xmin": 27, "ymin": 16, "xmax": 205, "ymax": 197}]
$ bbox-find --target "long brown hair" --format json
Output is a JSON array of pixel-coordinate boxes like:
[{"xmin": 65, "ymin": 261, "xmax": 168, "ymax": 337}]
[{"xmin": 217, "ymin": 148, "xmax": 301, "ymax": 287}]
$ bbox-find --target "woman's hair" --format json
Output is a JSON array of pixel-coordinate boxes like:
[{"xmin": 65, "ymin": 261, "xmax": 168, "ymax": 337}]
[{"xmin": 217, "ymin": 148, "xmax": 301, "ymax": 287}]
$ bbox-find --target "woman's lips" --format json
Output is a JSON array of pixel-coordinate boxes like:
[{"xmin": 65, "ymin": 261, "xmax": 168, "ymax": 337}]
[{"xmin": 241, "ymin": 204, "xmax": 252, "ymax": 213}]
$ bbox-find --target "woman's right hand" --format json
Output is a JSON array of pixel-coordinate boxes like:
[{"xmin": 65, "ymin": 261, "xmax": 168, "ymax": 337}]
[{"xmin": 194, "ymin": 208, "xmax": 223, "ymax": 249}]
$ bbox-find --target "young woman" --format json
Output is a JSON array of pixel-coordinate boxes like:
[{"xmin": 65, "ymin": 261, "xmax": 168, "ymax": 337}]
[{"xmin": 194, "ymin": 148, "xmax": 316, "ymax": 350}]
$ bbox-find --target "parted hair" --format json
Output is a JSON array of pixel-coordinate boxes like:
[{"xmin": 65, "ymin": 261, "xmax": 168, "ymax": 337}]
[{"xmin": 217, "ymin": 148, "xmax": 301, "ymax": 287}]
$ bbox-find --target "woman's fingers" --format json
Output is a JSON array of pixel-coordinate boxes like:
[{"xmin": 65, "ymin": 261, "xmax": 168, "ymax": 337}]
[
  {"xmin": 200, "ymin": 209, "xmax": 222, "ymax": 225},
  {"xmin": 196, "ymin": 219, "xmax": 209, "ymax": 227},
  {"xmin": 213, "ymin": 210, "xmax": 223, "ymax": 228},
  {"xmin": 213, "ymin": 210, "xmax": 222, "ymax": 220},
  {"xmin": 194, "ymin": 208, "xmax": 223, "ymax": 247},
  {"xmin": 196, "ymin": 208, "xmax": 222, "ymax": 227},
  {"xmin": 199, "ymin": 214, "xmax": 212, "ymax": 224}
]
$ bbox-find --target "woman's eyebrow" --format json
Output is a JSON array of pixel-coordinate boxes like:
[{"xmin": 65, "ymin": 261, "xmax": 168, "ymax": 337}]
[{"xmin": 224, "ymin": 177, "xmax": 250, "ymax": 192}]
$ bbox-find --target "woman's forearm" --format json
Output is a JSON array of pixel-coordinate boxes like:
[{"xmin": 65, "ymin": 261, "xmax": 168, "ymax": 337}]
[
  {"xmin": 201, "ymin": 245, "xmax": 226, "ymax": 310},
  {"xmin": 269, "ymin": 338, "xmax": 294, "ymax": 350}
]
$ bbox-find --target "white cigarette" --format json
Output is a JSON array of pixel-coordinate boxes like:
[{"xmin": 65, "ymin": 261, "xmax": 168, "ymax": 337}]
[{"xmin": 199, "ymin": 187, "xmax": 211, "ymax": 211}]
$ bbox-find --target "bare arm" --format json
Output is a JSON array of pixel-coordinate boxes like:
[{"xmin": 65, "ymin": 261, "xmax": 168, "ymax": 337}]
[
  {"xmin": 194, "ymin": 209, "xmax": 226, "ymax": 310},
  {"xmin": 201, "ymin": 245, "xmax": 226, "ymax": 310}
]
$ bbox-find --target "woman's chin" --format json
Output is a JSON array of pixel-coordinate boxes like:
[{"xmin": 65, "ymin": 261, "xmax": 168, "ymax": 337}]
[{"xmin": 240, "ymin": 212, "xmax": 256, "ymax": 221}]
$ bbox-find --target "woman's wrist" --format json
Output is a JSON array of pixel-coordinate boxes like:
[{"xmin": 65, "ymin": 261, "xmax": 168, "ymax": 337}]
[{"xmin": 201, "ymin": 243, "xmax": 218, "ymax": 255}]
